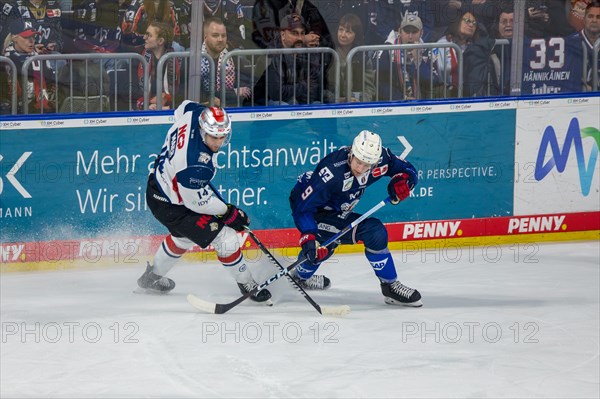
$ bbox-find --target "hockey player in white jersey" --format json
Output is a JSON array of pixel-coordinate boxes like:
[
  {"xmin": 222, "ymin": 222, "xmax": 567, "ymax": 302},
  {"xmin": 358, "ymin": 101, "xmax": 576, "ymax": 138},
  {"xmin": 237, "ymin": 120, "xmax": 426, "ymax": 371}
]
[{"xmin": 137, "ymin": 100, "xmax": 272, "ymax": 303}]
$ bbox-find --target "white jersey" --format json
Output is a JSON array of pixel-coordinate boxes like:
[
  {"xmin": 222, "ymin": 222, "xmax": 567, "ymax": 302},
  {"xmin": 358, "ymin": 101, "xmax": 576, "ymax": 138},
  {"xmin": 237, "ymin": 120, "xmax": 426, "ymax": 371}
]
[{"xmin": 152, "ymin": 101, "xmax": 227, "ymax": 216}]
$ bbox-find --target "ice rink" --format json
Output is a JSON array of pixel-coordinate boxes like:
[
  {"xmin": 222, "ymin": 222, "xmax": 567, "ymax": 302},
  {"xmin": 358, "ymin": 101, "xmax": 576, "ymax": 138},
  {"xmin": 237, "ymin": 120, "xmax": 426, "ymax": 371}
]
[{"xmin": 1, "ymin": 240, "xmax": 599, "ymax": 398}]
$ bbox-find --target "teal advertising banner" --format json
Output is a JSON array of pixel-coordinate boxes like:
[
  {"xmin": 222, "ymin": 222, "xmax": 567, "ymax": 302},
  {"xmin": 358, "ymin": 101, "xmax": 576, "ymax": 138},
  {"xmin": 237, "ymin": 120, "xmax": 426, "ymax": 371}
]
[{"xmin": 0, "ymin": 105, "xmax": 515, "ymax": 242}]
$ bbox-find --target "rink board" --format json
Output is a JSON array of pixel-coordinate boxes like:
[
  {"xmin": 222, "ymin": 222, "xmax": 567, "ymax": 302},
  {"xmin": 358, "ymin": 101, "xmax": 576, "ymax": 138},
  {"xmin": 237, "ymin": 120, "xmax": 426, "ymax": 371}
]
[{"xmin": 1, "ymin": 95, "xmax": 599, "ymax": 267}]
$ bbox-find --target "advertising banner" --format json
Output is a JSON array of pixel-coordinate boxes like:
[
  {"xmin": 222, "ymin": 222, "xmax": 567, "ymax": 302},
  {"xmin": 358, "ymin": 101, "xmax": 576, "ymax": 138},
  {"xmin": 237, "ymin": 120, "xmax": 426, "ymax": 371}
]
[
  {"xmin": 1, "ymin": 104, "xmax": 515, "ymax": 243},
  {"xmin": 514, "ymin": 97, "xmax": 600, "ymax": 215}
]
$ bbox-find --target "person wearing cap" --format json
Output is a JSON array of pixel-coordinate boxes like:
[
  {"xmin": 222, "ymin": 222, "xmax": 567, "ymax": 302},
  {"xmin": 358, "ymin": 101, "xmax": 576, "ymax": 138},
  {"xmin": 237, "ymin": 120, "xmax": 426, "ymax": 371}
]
[
  {"xmin": 288, "ymin": 130, "xmax": 422, "ymax": 307},
  {"xmin": 374, "ymin": 14, "xmax": 439, "ymax": 101},
  {"xmin": 252, "ymin": 13, "xmax": 323, "ymax": 105},
  {"xmin": 251, "ymin": 0, "xmax": 332, "ymax": 50},
  {"xmin": 3, "ymin": 18, "xmax": 52, "ymax": 112},
  {"xmin": 9, "ymin": 0, "xmax": 64, "ymax": 54}
]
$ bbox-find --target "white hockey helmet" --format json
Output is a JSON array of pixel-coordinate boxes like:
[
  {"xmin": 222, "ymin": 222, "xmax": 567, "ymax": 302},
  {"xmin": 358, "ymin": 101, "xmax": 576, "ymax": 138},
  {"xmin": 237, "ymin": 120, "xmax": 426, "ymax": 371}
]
[
  {"xmin": 351, "ymin": 130, "xmax": 382, "ymax": 165},
  {"xmin": 199, "ymin": 106, "xmax": 232, "ymax": 146}
]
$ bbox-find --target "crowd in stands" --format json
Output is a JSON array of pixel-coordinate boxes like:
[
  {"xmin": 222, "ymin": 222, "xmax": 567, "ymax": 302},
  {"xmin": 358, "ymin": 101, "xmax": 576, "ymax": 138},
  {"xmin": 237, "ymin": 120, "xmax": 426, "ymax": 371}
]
[{"xmin": 0, "ymin": 0, "xmax": 598, "ymax": 114}]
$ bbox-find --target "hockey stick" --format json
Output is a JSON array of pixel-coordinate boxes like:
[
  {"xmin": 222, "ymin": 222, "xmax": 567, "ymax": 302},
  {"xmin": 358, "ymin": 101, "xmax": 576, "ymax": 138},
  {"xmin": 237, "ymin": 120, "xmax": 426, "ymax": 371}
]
[
  {"xmin": 244, "ymin": 227, "xmax": 351, "ymax": 316},
  {"xmin": 187, "ymin": 197, "xmax": 392, "ymax": 314}
]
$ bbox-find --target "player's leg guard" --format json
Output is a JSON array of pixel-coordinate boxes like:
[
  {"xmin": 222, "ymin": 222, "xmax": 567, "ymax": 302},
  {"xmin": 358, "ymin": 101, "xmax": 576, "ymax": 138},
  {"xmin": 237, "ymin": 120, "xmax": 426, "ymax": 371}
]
[
  {"xmin": 291, "ymin": 247, "xmax": 332, "ymax": 290},
  {"xmin": 137, "ymin": 235, "xmax": 193, "ymax": 293},
  {"xmin": 360, "ymin": 219, "xmax": 422, "ymax": 307},
  {"xmin": 213, "ymin": 227, "xmax": 272, "ymax": 303},
  {"xmin": 153, "ymin": 235, "xmax": 194, "ymax": 276},
  {"xmin": 365, "ymin": 248, "xmax": 398, "ymax": 283},
  {"xmin": 364, "ymin": 249, "xmax": 422, "ymax": 307}
]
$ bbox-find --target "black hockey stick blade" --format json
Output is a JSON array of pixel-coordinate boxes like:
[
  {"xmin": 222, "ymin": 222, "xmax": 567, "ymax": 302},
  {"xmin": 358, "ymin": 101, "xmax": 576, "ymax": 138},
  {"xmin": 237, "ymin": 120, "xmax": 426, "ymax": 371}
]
[
  {"xmin": 244, "ymin": 228, "xmax": 351, "ymax": 316},
  {"xmin": 187, "ymin": 197, "xmax": 391, "ymax": 314}
]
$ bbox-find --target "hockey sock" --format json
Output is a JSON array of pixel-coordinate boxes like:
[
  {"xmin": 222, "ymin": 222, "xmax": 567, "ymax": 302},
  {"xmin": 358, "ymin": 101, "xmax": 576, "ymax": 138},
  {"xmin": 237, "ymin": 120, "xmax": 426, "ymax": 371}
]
[
  {"xmin": 365, "ymin": 248, "xmax": 397, "ymax": 283},
  {"xmin": 152, "ymin": 235, "xmax": 193, "ymax": 276},
  {"xmin": 294, "ymin": 261, "xmax": 321, "ymax": 281},
  {"xmin": 219, "ymin": 249, "xmax": 254, "ymax": 284}
]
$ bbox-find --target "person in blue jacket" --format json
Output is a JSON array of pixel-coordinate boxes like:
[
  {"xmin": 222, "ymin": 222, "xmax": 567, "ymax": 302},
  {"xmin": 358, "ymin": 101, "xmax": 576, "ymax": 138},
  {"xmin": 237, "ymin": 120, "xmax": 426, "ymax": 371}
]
[{"xmin": 289, "ymin": 130, "xmax": 422, "ymax": 307}]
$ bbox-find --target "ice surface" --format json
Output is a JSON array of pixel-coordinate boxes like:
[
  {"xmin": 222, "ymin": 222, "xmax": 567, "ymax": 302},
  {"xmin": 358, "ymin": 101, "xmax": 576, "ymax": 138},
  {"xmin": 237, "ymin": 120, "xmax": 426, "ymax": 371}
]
[{"xmin": 1, "ymin": 241, "xmax": 599, "ymax": 398}]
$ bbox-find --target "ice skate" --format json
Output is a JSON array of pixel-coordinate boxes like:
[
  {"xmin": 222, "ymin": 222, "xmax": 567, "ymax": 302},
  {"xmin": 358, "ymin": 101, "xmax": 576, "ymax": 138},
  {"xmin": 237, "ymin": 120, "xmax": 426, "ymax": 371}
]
[
  {"xmin": 237, "ymin": 280, "xmax": 273, "ymax": 306},
  {"xmin": 136, "ymin": 262, "xmax": 176, "ymax": 294},
  {"xmin": 290, "ymin": 269, "xmax": 331, "ymax": 290},
  {"xmin": 380, "ymin": 281, "xmax": 422, "ymax": 307}
]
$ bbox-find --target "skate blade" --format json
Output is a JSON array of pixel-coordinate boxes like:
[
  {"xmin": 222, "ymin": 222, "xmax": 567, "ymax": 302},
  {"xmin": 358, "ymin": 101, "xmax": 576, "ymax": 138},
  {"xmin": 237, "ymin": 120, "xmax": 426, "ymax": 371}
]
[
  {"xmin": 132, "ymin": 287, "xmax": 171, "ymax": 295},
  {"xmin": 384, "ymin": 297, "xmax": 423, "ymax": 307}
]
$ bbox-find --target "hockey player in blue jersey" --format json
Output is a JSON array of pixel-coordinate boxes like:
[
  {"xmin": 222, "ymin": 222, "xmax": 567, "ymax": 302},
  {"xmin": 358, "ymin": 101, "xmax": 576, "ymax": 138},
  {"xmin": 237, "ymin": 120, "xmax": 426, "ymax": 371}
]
[
  {"xmin": 289, "ymin": 130, "xmax": 422, "ymax": 307},
  {"xmin": 137, "ymin": 100, "xmax": 271, "ymax": 303}
]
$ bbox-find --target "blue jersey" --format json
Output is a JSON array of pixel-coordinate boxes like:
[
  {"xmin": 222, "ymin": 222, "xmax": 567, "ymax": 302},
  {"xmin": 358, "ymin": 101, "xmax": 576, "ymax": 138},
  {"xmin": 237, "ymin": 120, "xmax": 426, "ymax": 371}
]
[
  {"xmin": 521, "ymin": 36, "xmax": 584, "ymax": 95},
  {"xmin": 290, "ymin": 147, "xmax": 418, "ymax": 235}
]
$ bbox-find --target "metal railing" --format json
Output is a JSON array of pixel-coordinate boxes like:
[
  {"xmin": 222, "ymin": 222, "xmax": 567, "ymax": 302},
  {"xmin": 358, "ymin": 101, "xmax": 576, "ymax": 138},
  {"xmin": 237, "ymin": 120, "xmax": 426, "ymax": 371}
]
[
  {"xmin": 221, "ymin": 47, "xmax": 339, "ymax": 107},
  {"xmin": 0, "ymin": 56, "xmax": 18, "ymax": 115},
  {"xmin": 4, "ymin": 39, "xmax": 597, "ymax": 115},
  {"xmin": 492, "ymin": 39, "xmax": 510, "ymax": 96},
  {"xmin": 352, "ymin": 42, "xmax": 464, "ymax": 101},
  {"xmin": 21, "ymin": 53, "xmax": 149, "ymax": 114},
  {"xmin": 155, "ymin": 52, "xmax": 215, "ymax": 109},
  {"xmin": 593, "ymin": 38, "xmax": 600, "ymax": 91}
]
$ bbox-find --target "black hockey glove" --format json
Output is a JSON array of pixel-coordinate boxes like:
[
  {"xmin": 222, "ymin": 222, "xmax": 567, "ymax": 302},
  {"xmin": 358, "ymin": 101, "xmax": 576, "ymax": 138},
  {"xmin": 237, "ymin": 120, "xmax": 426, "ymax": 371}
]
[
  {"xmin": 387, "ymin": 173, "xmax": 414, "ymax": 205},
  {"xmin": 221, "ymin": 204, "xmax": 250, "ymax": 232},
  {"xmin": 299, "ymin": 234, "xmax": 329, "ymax": 265}
]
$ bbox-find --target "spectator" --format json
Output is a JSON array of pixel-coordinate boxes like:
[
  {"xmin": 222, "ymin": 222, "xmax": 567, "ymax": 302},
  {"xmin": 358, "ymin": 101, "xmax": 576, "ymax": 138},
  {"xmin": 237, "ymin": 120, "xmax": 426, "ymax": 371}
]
[
  {"xmin": 464, "ymin": 0, "xmax": 505, "ymax": 34},
  {"xmin": 9, "ymin": 0, "xmax": 64, "ymax": 55},
  {"xmin": 221, "ymin": 0, "xmax": 255, "ymax": 50},
  {"xmin": 367, "ymin": 0, "xmax": 432, "ymax": 44},
  {"xmin": 432, "ymin": 9, "xmax": 480, "ymax": 97},
  {"xmin": 70, "ymin": 0, "xmax": 122, "ymax": 55},
  {"xmin": 121, "ymin": 0, "xmax": 180, "ymax": 52},
  {"xmin": 136, "ymin": 21, "xmax": 180, "ymax": 110},
  {"xmin": 294, "ymin": 0, "xmax": 333, "ymax": 49},
  {"xmin": 567, "ymin": 1, "xmax": 600, "ymax": 90},
  {"xmin": 374, "ymin": 14, "xmax": 439, "ymax": 101},
  {"xmin": 568, "ymin": 0, "xmax": 593, "ymax": 31},
  {"xmin": 252, "ymin": 0, "xmax": 332, "ymax": 50},
  {"xmin": 0, "ymin": 1, "xmax": 20, "ymax": 48},
  {"xmin": 521, "ymin": 4, "xmax": 587, "ymax": 95},
  {"xmin": 252, "ymin": 13, "xmax": 323, "ymax": 105},
  {"xmin": 172, "ymin": 0, "xmax": 192, "ymax": 50},
  {"xmin": 462, "ymin": 22, "xmax": 498, "ymax": 97},
  {"xmin": 201, "ymin": 16, "xmax": 251, "ymax": 107},
  {"xmin": 427, "ymin": 0, "xmax": 469, "ymax": 42},
  {"xmin": 3, "ymin": 19, "xmax": 53, "ymax": 112},
  {"xmin": 326, "ymin": 13, "xmax": 374, "ymax": 103},
  {"xmin": 525, "ymin": 0, "xmax": 574, "ymax": 39},
  {"xmin": 317, "ymin": 0, "xmax": 369, "ymax": 45},
  {"xmin": 490, "ymin": 9, "xmax": 514, "ymax": 95}
]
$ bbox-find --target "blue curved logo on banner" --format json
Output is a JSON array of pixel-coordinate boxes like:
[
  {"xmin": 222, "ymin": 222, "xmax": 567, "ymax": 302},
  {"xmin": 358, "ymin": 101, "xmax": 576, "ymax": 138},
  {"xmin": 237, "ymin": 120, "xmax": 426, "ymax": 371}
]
[{"xmin": 534, "ymin": 117, "xmax": 600, "ymax": 196}]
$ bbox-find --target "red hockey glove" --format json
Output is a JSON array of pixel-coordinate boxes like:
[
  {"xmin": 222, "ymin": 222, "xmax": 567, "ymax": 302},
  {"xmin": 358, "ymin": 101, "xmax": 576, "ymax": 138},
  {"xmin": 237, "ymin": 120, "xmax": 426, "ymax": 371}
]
[
  {"xmin": 387, "ymin": 173, "xmax": 413, "ymax": 205},
  {"xmin": 299, "ymin": 234, "xmax": 328, "ymax": 265},
  {"xmin": 220, "ymin": 204, "xmax": 250, "ymax": 232}
]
